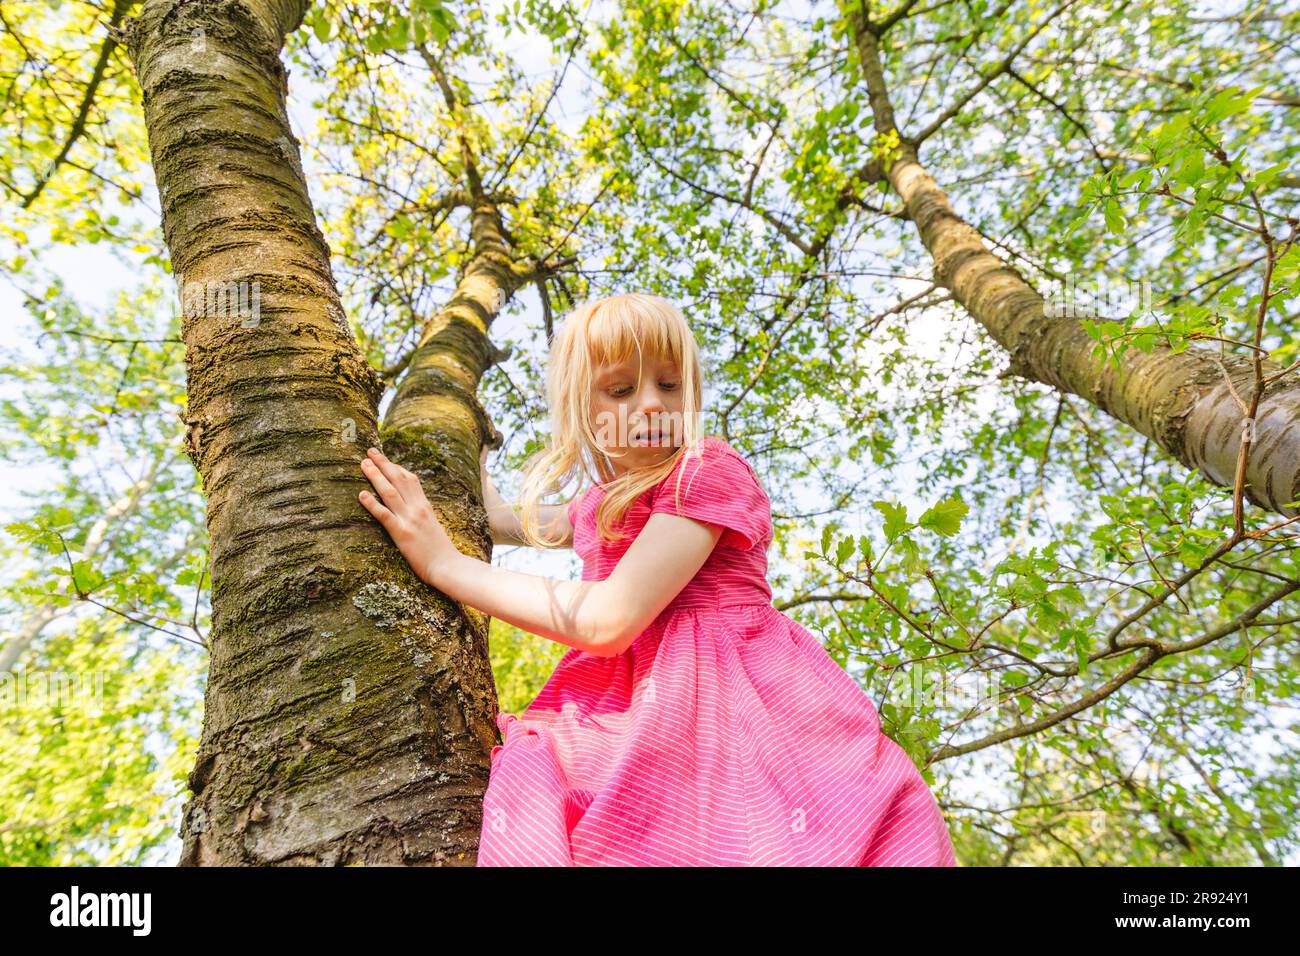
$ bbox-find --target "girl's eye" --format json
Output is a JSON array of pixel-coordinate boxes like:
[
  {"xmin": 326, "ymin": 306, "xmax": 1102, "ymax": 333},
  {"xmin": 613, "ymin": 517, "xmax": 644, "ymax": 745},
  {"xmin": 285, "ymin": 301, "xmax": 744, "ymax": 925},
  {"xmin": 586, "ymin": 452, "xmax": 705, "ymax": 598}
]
[
  {"xmin": 609, "ymin": 381, "xmax": 678, "ymax": 397},
  {"xmin": 605, "ymin": 379, "xmax": 681, "ymax": 398}
]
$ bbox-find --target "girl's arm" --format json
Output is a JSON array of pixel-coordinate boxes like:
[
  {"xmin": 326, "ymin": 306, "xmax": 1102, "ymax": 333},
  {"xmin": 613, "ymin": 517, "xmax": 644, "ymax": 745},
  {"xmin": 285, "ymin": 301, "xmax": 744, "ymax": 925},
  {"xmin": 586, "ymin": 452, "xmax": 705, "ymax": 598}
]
[
  {"xmin": 480, "ymin": 446, "xmax": 572, "ymax": 548},
  {"xmin": 359, "ymin": 447, "xmax": 722, "ymax": 656}
]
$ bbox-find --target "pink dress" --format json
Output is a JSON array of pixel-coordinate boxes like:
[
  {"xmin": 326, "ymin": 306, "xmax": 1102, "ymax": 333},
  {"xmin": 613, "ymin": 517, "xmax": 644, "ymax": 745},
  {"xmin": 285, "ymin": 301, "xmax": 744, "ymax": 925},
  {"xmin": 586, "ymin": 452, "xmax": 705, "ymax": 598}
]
[{"xmin": 476, "ymin": 436, "xmax": 958, "ymax": 866}]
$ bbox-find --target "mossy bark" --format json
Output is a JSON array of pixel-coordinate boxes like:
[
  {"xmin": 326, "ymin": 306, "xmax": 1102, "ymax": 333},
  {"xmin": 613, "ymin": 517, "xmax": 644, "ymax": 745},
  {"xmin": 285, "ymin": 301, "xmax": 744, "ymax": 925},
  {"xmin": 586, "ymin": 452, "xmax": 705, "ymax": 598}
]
[
  {"xmin": 123, "ymin": 0, "xmax": 500, "ymax": 865},
  {"xmin": 850, "ymin": 15, "xmax": 1300, "ymax": 517},
  {"xmin": 374, "ymin": 43, "xmax": 543, "ymax": 720},
  {"xmin": 380, "ymin": 197, "xmax": 528, "ymax": 635}
]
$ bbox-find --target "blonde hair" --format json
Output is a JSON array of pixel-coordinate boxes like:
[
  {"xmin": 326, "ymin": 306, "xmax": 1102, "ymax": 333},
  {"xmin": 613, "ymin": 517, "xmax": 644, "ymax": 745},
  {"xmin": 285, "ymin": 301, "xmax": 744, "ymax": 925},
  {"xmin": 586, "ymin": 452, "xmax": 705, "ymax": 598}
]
[{"xmin": 515, "ymin": 292, "xmax": 707, "ymax": 547}]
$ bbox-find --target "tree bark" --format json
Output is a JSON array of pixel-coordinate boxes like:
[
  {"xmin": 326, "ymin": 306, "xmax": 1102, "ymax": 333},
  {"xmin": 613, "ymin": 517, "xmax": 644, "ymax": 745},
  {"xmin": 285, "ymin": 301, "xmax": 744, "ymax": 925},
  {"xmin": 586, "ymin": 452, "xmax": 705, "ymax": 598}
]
[
  {"xmin": 379, "ymin": 45, "xmax": 532, "ymax": 538},
  {"xmin": 379, "ymin": 198, "xmax": 527, "ymax": 610},
  {"xmin": 122, "ymin": 0, "xmax": 499, "ymax": 865},
  {"xmin": 850, "ymin": 13, "xmax": 1300, "ymax": 518},
  {"xmin": 372, "ymin": 43, "xmax": 550, "ymax": 802}
]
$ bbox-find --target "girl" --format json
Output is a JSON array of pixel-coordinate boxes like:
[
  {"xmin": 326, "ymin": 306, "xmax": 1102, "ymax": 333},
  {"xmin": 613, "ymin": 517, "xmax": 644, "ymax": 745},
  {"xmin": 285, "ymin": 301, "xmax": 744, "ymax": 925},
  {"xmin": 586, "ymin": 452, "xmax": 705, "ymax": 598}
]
[{"xmin": 358, "ymin": 292, "xmax": 958, "ymax": 866}]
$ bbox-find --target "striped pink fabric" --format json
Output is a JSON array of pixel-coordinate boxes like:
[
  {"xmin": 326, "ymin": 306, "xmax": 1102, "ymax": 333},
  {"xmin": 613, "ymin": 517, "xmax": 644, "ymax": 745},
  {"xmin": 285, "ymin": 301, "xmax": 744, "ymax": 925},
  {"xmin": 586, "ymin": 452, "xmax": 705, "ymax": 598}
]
[{"xmin": 477, "ymin": 436, "xmax": 958, "ymax": 866}]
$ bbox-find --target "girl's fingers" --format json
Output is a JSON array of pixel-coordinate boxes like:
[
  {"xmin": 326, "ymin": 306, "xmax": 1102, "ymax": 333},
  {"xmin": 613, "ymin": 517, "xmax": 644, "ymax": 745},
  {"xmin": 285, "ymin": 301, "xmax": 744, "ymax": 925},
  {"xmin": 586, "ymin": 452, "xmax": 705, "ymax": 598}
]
[
  {"xmin": 396, "ymin": 468, "xmax": 424, "ymax": 494},
  {"xmin": 358, "ymin": 489, "xmax": 394, "ymax": 525},
  {"xmin": 361, "ymin": 455, "xmax": 404, "ymax": 507},
  {"xmin": 367, "ymin": 446, "xmax": 408, "ymax": 487}
]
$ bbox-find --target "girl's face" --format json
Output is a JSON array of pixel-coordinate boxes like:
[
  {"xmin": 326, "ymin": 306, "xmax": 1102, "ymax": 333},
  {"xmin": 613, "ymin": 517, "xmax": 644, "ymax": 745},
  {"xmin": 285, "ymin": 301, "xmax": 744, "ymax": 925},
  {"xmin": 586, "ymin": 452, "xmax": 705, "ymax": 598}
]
[{"xmin": 590, "ymin": 352, "xmax": 685, "ymax": 476}]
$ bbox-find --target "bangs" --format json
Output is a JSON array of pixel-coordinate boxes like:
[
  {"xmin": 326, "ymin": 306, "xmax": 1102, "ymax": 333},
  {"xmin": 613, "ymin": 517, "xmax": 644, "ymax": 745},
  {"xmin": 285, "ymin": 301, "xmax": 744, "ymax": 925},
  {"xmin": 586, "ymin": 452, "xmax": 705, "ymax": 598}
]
[{"xmin": 584, "ymin": 294, "xmax": 688, "ymax": 373}]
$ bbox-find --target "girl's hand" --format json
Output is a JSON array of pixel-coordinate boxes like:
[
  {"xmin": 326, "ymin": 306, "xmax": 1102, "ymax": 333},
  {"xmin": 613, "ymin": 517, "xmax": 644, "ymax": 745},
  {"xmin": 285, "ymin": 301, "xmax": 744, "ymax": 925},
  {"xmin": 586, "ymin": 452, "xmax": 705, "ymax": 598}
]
[{"xmin": 358, "ymin": 447, "xmax": 460, "ymax": 586}]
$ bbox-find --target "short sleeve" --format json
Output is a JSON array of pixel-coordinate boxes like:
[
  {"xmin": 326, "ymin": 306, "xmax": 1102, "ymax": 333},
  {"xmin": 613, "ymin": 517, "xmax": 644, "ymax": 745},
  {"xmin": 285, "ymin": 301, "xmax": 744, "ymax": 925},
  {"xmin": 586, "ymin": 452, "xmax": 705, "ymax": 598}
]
[{"xmin": 648, "ymin": 439, "xmax": 771, "ymax": 550}]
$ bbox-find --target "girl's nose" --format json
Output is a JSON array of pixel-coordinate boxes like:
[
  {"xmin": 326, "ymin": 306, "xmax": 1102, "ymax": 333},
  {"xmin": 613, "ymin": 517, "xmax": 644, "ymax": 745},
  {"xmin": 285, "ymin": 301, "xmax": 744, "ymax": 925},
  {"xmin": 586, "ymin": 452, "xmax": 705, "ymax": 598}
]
[
  {"xmin": 636, "ymin": 396, "xmax": 666, "ymax": 421},
  {"xmin": 644, "ymin": 382, "xmax": 670, "ymax": 410}
]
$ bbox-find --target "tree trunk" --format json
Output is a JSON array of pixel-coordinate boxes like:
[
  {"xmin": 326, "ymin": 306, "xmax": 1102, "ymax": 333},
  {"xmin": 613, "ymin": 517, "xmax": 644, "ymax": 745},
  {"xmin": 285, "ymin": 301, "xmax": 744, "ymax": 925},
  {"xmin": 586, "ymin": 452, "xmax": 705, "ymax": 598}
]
[
  {"xmin": 850, "ymin": 13, "xmax": 1300, "ymax": 518},
  {"xmin": 372, "ymin": 50, "xmax": 551, "ymax": 812},
  {"xmin": 122, "ymin": 0, "xmax": 500, "ymax": 865},
  {"xmin": 379, "ymin": 198, "xmax": 528, "ymax": 634},
  {"xmin": 374, "ymin": 199, "xmax": 532, "ymax": 827}
]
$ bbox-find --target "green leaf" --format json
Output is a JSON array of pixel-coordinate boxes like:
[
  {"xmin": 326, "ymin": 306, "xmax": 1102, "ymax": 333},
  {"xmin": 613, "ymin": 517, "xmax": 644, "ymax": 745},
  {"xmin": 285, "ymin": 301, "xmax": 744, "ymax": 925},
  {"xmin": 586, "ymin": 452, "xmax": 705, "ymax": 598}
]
[
  {"xmin": 429, "ymin": 7, "xmax": 455, "ymax": 41},
  {"xmin": 1173, "ymin": 149, "xmax": 1203, "ymax": 187},
  {"xmin": 918, "ymin": 498, "xmax": 968, "ymax": 537},
  {"xmin": 1273, "ymin": 244, "xmax": 1300, "ymax": 282},
  {"xmin": 1203, "ymin": 88, "xmax": 1254, "ymax": 124},
  {"xmin": 385, "ymin": 214, "xmax": 414, "ymax": 240},
  {"xmin": 875, "ymin": 500, "xmax": 909, "ymax": 541},
  {"xmin": 388, "ymin": 15, "xmax": 410, "ymax": 48},
  {"xmin": 897, "ymin": 536, "xmax": 922, "ymax": 573},
  {"xmin": 1104, "ymin": 197, "xmax": 1125, "ymax": 234},
  {"xmin": 68, "ymin": 559, "xmax": 105, "ymax": 595},
  {"xmin": 312, "ymin": 11, "xmax": 333, "ymax": 42}
]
